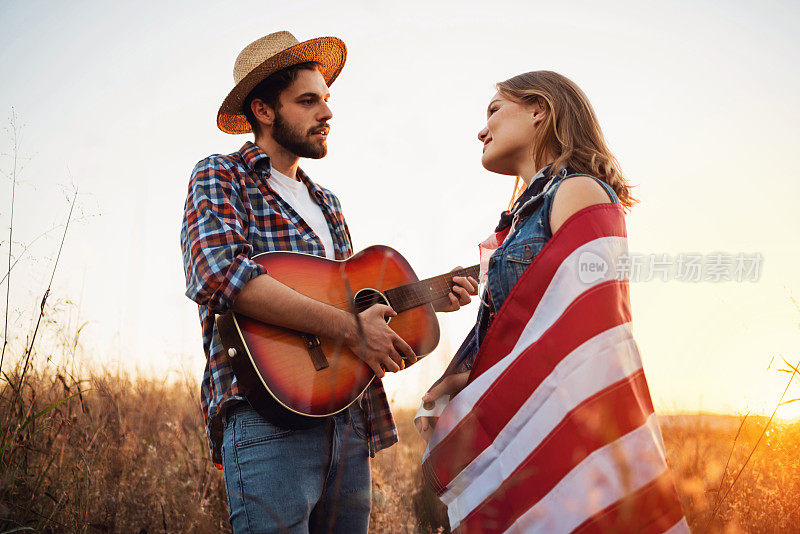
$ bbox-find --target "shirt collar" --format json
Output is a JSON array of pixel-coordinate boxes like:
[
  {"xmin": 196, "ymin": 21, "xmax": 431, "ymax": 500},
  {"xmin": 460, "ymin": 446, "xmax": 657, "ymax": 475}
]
[
  {"xmin": 240, "ymin": 141, "xmax": 271, "ymax": 174},
  {"xmin": 494, "ymin": 164, "xmax": 554, "ymax": 232},
  {"xmin": 239, "ymin": 141, "xmax": 328, "ymax": 203},
  {"xmin": 512, "ymin": 164, "xmax": 553, "ymax": 211},
  {"xmin": 296, "ymin": 167, "xmax": 329, "ymax": 203}
]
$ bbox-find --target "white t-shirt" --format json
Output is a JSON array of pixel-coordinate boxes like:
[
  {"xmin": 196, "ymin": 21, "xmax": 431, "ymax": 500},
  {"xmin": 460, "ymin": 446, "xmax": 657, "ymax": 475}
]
[{"xmin": 268, "ymin": 168, "xmax": 336, "ymax": 259}]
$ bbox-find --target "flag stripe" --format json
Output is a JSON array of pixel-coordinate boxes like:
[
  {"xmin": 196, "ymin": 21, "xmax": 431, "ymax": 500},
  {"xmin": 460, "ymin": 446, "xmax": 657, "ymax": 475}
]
[
  {"xmin": 426, "ymin": 280, "xmax": 633, "ymax": 495},
  {"xmin": 572, "ymin": 470, "xmax": 687, "ymax": 534},
  {"xmin": 439, "ymin": 322, "xmax": 641, "ymax": 508},
  {"xmin": 495, "ymin": 414, "xmax": 672, "ymax": 533},
  {"xmin": 664, "ymin": 518, "xmax": 692, "ymax": 534},
  {"xmin": 470, "ymin": 203, "xmax": 627, "ymax": 380},
  {"xmin": 425, "ymin": 233, "xmax": 629, "ymax": 461},
  {"xmin": 453, "ymin": 371, "xmax": 654, "ymax": 531}
]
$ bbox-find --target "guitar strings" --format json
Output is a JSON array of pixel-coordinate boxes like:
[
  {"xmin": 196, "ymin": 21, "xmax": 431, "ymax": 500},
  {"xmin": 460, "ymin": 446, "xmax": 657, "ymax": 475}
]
[
  {"xmin": 320, "ymin": 277, "xmax": 476, "ymax": 310},
  {"xmin": 320, "ymin": 267, "xmax": 481, "ymax": 311},
  {"xmin": 342, "ymin": 269, "xmax": 477, "ymax": 308}
]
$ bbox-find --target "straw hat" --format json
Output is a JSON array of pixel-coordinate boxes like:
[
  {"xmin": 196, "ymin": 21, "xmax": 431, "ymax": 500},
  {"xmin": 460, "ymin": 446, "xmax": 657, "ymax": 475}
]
[{"xmin": 217, "ymin": 31, "xmax": 347, "ymax": 134}]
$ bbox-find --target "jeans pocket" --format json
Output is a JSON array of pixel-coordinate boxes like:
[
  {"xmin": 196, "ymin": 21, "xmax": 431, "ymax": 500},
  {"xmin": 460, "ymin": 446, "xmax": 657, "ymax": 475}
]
[
  {"xmin": 349, "ymin": 405, "xmax": 369, "ymax": 442},
  {"xmin": 505, "ymin": 237, "xmax": 546, "ymax": 263},
  {"xmin": 236, "ymin": 416, "xmax": 294, "ymax": 449}
]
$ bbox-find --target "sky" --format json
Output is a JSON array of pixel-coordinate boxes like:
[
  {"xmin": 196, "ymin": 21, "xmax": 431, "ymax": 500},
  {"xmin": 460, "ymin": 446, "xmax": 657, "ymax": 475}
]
[{"xmin": 1, "ymin": 0, "xmax": 799, "ymax": 417}]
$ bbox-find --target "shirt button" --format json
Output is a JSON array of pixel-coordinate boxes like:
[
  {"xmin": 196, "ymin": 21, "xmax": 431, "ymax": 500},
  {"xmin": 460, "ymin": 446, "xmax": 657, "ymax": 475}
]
[{"xmin": 489, "ymin": 257, "xmax": 496, "ymax": 267}]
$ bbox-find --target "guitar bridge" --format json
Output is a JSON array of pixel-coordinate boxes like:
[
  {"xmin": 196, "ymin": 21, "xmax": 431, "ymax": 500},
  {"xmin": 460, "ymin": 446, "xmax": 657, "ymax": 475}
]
[{"xmin": 302, "ymin": 334, "xmax": 329, "ymax": 371}]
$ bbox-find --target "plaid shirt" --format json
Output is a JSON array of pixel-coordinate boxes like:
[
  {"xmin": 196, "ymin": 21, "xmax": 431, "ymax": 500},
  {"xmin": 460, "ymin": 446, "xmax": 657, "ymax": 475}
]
[{"xmin": 181, "ymin": 141, "xmax": 398, "ymax": 468}]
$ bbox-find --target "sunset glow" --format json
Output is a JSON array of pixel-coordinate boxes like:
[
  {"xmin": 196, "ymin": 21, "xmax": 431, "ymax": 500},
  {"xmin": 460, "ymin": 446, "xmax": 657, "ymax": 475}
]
[{"xmin": 1, "ymin": 0, "xmax": 798, "ymax": 422}]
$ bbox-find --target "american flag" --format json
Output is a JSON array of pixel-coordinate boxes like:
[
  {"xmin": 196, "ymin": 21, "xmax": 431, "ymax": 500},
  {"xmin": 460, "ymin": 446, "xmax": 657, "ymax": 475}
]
[{"xmin": 421, "ymin": 203, "xmax": 688, "ymax": 533}]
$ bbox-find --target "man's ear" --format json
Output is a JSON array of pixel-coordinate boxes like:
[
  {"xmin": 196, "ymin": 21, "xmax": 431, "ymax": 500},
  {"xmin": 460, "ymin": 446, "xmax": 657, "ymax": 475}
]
[{"xmin": 250, "ymin": 98, "xmax": 275, "ymax": 127}]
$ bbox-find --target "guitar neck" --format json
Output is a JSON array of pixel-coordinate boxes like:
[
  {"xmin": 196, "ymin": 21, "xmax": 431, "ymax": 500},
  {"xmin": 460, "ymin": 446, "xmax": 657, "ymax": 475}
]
[{"xmin": 384, "ymin": 265, "xmax": 480, "ymax": 314}]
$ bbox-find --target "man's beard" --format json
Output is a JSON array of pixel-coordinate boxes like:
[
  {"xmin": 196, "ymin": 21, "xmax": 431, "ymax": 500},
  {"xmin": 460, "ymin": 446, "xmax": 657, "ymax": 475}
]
[{"xmin": 272, "ymin": 110, "xmax": 327, "ymax": 159}]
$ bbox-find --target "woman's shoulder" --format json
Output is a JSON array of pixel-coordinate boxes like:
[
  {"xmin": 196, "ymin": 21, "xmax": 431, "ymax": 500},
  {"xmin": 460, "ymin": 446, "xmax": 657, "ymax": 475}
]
[{"xmin": 549, "ymin": 175, "xmax": 616, "ymax": 234}]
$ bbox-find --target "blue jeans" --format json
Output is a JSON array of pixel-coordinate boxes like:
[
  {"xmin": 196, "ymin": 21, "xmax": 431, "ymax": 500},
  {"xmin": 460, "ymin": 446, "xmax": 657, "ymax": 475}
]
[{"xmin": 221, "ymin": 400, "xmax": 371, "ymax": 533}]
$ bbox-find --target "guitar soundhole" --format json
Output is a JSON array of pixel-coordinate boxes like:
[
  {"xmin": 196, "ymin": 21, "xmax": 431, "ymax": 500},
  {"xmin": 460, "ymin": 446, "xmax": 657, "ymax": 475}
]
[{"xmin": 353, "ymin": 288, "xmax": 391, "ymax": 323}]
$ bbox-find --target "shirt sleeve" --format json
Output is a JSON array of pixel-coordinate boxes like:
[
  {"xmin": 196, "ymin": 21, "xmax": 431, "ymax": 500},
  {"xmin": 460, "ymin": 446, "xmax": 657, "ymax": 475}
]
[{"xmin": 181, "ymin": 156, "xmax": 266, "ymax": 314}]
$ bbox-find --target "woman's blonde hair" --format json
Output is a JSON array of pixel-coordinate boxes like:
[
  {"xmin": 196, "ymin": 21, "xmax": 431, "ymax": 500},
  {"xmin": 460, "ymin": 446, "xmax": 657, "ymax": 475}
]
[{"xmin": 498, "ymin": 71, "xmax": 637, "ymax": 211}]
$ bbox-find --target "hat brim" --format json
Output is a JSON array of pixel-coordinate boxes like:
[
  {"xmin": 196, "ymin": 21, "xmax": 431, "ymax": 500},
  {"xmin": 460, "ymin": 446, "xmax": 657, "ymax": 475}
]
[{"xmin": 217, "ymin": 36, "xmax": 346, "ymax": 135}]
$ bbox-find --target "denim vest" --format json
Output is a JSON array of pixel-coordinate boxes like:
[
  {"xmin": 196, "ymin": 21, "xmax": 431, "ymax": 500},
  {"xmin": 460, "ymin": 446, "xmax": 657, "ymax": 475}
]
[
  {"xmin": 438, "ymin": 166, "xmax": 621, "ymax": 380},
  {"xmin": 475, "ymin": 167, "xmax": 621, "ymax": 350}
]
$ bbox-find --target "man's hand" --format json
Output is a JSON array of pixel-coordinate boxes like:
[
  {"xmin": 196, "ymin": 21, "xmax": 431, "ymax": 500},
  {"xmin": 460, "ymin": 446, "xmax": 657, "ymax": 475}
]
[
  {"xmin": 433, "ymin": 268, "xmax": 479, "ymax": 312},
  {"xmin": 345, "ymin": 304, "xmax": 417, "ymax": 378},
  {"xmin": 415, "ymin": 371, "xmax": 471, "ymax": 442},
  {"xmin": 233, "ymin": 275, "xmax": 416, "ymax": 378}
]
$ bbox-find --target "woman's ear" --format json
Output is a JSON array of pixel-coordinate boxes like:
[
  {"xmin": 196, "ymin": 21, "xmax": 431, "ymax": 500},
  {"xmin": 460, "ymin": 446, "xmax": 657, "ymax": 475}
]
[{"xmin": 530, "ymin": 100, "xmax": 547, "ymax": 127}]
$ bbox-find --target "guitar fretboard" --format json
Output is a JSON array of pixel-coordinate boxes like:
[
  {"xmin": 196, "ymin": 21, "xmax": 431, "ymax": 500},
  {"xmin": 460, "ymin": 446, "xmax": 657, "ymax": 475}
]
[{"xmin": 384, "ymin": 265, "xmax": 480, "ymax": 313}]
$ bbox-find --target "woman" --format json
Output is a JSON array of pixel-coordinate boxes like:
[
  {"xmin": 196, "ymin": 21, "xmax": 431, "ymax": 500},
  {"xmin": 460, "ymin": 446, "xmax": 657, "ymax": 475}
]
[
  {"xmin": 414, "ymin": 71, "xmax": 688, "ymax": 533},
  {"xmin": 417, "ymin": 70, "xmax": 637, "ymax": 438}
]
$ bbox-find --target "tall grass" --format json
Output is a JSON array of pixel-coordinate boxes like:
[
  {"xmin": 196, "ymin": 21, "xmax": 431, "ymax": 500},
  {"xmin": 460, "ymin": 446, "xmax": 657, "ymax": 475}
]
[
  {"xmin": 4, "ymin": 364, "xmax": 800, "ymax": 533},
  {"xmin": 0, "ymin": 356, "xmax": 453, "ymax": 533},
  {"xmin": 665, "ymin": 414, "xmax": 800, "ymax": 532},
  {"xmin": 0, "ymin": 360, "xmax": 231, "ymax": 532}
]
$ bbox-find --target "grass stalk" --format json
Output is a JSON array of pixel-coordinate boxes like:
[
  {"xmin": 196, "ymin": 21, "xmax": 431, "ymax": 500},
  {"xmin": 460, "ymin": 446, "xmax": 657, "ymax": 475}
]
[
  {"xmin": 1, "ymin": 109, "xmax": 20, "ymax": 380},
  {"xmin": 707, "ymin": 356, "xmax": 800, "ymax": 526},
  {"xmin": 16, "ymin": 188, "xmax": 77, "ymax": 395}
]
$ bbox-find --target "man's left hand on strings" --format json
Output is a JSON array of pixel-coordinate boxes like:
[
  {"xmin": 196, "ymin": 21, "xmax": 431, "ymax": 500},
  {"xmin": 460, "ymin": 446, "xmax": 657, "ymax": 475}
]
[{"xmin": 433, "ymin": 268, "xmax": 479, "ymax": 312}]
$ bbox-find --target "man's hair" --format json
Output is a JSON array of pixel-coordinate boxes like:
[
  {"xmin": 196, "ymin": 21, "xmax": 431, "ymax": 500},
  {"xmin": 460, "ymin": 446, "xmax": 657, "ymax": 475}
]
[{"xmin": 243, "ymin": 62, "xmax": 320, "ymax": 136}]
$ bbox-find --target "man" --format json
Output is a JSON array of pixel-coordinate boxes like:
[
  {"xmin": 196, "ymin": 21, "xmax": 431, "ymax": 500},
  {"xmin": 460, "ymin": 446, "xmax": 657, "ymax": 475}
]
[{"xmin": 181, "ymin": 31, "xmax": 477, "ymax": 533}]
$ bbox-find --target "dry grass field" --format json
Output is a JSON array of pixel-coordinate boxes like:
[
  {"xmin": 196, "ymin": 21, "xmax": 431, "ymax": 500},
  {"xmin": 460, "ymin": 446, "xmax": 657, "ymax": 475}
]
[{"xmin": 2, "ymin": 364, "xmax": 799, "ymax": 533}]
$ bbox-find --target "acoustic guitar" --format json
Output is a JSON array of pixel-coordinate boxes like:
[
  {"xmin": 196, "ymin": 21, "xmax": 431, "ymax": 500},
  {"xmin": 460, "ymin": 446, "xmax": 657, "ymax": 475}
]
[{"xmin": 216, "ymin": 245, "xmax": 479, "ymax": 429}]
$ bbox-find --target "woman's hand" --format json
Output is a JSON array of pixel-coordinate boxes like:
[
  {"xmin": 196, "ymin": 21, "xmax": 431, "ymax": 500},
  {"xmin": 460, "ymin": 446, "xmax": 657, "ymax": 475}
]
[
  {"xmin": 433, "ymin": 268, "xmax": 479, "ymax": 312},
  {"xmin": 415, "ymin": 371, "xmax": 471, "ymax": 442}
]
